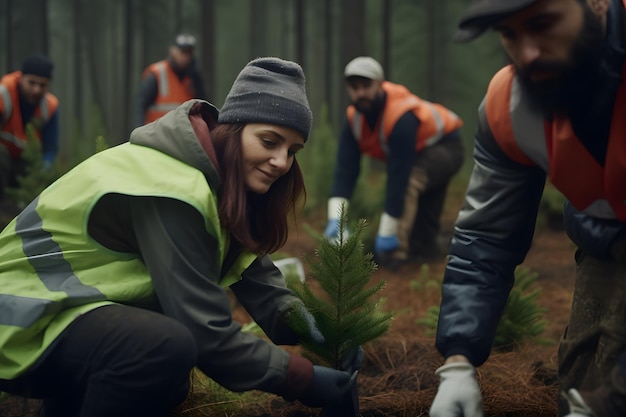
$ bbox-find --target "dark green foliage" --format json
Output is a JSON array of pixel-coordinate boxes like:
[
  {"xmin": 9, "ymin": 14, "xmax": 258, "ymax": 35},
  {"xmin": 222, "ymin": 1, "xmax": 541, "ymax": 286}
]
[
  {"xmin": 288, "ymin": 207, "xmax": 393, "ymax": 369},
  {"xmin": 299, "ymin": 105, "xmax": 338, "ymax": 214},
  {"xmin": 416, "ymin": 266, "xmax": 553, "ymax": 351},
  {"xmin": 6, "ymin": 124, "xmax": 61, "ymax": 208},
  {"xmin": 7, "ymin": 125, "xmax": 110, "ymax": 209},
  {"xmin": 493, "ymin": 267, "xmax": 553, "ymax": 350}
]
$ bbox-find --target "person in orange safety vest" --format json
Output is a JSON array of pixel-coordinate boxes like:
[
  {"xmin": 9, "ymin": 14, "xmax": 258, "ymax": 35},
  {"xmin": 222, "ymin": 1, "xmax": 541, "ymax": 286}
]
[
  {"xmin": 135, "ymin": 33, "xmax": 206, "ymax": 126},
  {"xmin": 430, "ymin": 1, "xmax": 626, "ymax": 417},
  {"xmin": 0, "ymin": 53, "xmax": 59, "ymax": 198},
  {"xmin": 323, "ymin": 56, "xmax": 464, "ymax": 269}
]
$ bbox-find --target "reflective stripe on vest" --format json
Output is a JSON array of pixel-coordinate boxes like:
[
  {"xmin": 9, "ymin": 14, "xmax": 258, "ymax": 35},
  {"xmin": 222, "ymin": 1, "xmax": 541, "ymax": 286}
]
[
  {"xmin": 348, "ymin": 81, "xmax": 462, "ymax": 160},
  {"xmin": 485, "ymin": 62, "xmax": 626, "ymax": 220},
  {"xmin": 157, "ymin": 61, "xmax": 169, "ymax": 96},
  {"xmin": 0, "ymin": 84, "xmax": 11, "ymax": 123},
  {"xmin": 0, "ymin": 197, "xmax": 106, "ymax": 327},
  {"xmin": 351, "ymin": 111, "xmax": 389, "ymax": 155}
]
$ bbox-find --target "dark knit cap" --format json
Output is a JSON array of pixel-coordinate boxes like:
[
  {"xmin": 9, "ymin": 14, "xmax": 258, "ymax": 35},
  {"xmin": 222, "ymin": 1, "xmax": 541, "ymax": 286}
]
[
  {"xmin": 21, "ymin": 53, "xmax": 54, "ymax": 79},
  {"xmin": 218, "ymin": 57, "xmax": 313, "ymax": 141}
]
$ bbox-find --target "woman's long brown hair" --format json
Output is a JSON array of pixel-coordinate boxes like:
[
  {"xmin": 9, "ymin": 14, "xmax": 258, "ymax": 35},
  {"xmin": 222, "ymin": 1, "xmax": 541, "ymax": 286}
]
[{"xmin": 210, "ymin": 123, "xmax": 306, "ymax": 255}]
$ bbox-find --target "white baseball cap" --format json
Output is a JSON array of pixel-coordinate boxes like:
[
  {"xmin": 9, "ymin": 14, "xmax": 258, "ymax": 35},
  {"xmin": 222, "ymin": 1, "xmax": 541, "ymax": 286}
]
[{"xmin": 344, "ymin": 56, "xmax": 384, "ymax": 81}]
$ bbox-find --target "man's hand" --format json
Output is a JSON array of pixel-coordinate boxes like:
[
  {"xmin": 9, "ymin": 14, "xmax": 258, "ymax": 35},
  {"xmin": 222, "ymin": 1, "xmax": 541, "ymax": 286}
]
[
  {"xmin": 429, "ymin": 361, "xmax": 483, "ymax": 417},
  {"xmin": 298, "ymin": 366, "xmax": 358, "ymax": 407}
]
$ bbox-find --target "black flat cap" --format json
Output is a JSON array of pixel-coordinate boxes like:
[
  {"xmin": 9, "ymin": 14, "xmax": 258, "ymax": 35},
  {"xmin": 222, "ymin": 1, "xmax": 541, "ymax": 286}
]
[{"xmin": 454, "ymin": 0, "xmax": 538, "ymax": 42}]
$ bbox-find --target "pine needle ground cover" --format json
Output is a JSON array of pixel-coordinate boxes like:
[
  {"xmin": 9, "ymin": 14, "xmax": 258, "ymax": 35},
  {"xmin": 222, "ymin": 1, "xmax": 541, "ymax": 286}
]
[{"xmin": 0, "ymin": 200, "xmax": 571, "ymax": 417}]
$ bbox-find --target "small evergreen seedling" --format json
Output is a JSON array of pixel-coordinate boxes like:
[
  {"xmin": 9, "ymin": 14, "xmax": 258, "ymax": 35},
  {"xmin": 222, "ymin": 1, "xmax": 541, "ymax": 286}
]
[{"xmin": 288, "ymin": 207, "xmax": 393, "ymax": 369}]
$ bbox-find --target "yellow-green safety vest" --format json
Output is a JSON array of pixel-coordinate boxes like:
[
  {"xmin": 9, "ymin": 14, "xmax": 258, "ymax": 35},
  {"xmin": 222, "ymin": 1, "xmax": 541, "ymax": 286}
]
[{"xmin": 0, "ymin": 143, "xmax": 256, "ymax": 379}]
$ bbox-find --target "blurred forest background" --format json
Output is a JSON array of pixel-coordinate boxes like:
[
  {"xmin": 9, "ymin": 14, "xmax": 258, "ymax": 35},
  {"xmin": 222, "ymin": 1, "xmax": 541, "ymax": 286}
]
[{"xmin": 1, "ymin": 0, "xmax": 507, "ymax": 164}]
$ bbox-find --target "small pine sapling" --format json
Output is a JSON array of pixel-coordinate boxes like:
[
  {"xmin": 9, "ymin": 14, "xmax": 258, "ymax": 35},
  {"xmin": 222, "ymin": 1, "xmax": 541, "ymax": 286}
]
[{"xmin": 287, "ymin": 206, "xmax": 392, "ymax": 415}]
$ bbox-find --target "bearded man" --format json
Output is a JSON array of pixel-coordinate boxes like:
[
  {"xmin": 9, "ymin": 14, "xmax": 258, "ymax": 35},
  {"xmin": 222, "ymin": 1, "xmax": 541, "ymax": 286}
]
[{"xmin": 429, "ymin": 1, "xmax": 626, "ymax": 417}]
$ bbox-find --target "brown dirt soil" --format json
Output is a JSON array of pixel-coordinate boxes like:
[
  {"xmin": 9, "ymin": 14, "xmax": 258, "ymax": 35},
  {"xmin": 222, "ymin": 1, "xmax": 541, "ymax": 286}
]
[{"xmin": 0, "ymin": 187, "xmax": 576, "ymax": 417}]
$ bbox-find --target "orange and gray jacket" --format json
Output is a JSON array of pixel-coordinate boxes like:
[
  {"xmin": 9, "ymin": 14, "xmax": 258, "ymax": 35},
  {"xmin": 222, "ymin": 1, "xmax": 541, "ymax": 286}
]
[
  {"xmin": 138, "ymin": 60, "xmax": 198, "ymax": 125},
  {"xmin": 0, "ymin": 99, "xmax": 302, "ymax": 395},
  {"xmin": 346, "ymin": 81, "xmax": 462, "ymax": 161},
  {"xmin": 436, "ymin": 0, "xmax": 626, "ymax": 367},
  {"xmin": 0, "ymin": 71, "xmax": 58, "ymax": 158},
  {"xmin": 331, "ymin": 81, "xmax": 463, "ymax": 217}
]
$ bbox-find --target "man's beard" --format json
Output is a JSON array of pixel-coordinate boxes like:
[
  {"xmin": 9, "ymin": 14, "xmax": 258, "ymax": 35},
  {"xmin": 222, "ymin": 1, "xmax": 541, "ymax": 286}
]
[
  {"xmin": 515, "ymin": 6, "xmax": 605, "ymax": 117},
  {"xmin": 353, "ymin": 92, "xmax": 385, "ymax": 115}
]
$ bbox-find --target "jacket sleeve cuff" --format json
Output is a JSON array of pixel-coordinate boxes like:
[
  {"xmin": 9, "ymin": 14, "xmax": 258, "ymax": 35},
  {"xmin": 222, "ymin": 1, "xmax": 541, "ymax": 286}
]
[
  {"xmin": 440, "ymin": 345, "xmax": 481, "ymax": 367},
  {"xmin": 278, "ymin": 354, "xmax": 314, "ymax": 401}
]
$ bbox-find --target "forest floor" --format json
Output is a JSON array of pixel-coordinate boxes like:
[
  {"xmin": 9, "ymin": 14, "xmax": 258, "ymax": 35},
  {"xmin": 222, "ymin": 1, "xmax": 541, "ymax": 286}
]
[{"xmin": 0, "ymin": 182, "xmax": 575, "ymax": 417}]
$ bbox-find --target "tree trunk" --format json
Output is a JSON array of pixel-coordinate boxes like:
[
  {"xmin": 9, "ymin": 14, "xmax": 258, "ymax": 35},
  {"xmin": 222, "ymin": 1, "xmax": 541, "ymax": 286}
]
[
  {"xmin": 199, "ymin": 0, "xmax": 215, "ymax": 102},
  {"xmin": 5, "ymin": 0, "xmax": 13, "ymax": 72},
  {"xmin": 73, "ymin": 0, "xmax": 83, "ymax": 123},
  {"xmin": 382, "ymin": 0, "xmax": 391, "ymax": 77},
  {"xmin": 323, "ymin": 0, "xmax": 333, "ymax": 120},
  {"xmin": 426, "ymin": 0, "xmax": 447, "ymax": 101},
  {"xmin": 250, "ymin": 0, "xmax": 268, "ymax": 58},
  {"xmin": 40, "ymin": 0, "xmax": 49, "ymax": 55},
  {"xmin": 122, "ymin": 0, "xmax": 134, "ymax": 138},
  {"xmin": 339, "ymin": 0, "xmax": 365, "ymax": 122},
  {"xmin": 294, "ymin": 0, "xmax": 304, "ymax": 65}
]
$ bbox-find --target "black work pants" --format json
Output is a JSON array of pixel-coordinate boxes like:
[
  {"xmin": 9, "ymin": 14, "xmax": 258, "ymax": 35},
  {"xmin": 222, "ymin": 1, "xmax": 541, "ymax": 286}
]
[
  {"xmin": 0, "ymin": 304, "xmax": 197, "ymax": 417},
  {"xmin": 394, "ymin": 137, "xmax": 464, "ymax": 262},
  {"xmin": 557, "ymin": 246, "xmax": 626, "ymax": 416}
]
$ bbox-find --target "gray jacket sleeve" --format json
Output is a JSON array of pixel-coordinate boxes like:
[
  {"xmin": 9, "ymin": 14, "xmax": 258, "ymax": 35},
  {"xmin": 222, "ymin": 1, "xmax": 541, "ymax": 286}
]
[
  {"xmin": 230, "ymin": 255, "xmax": 303, "ymax": 346},
  {"xmin": 129, "ymin": 196, "xmax": 292, "ymax": 394},
  {"xmin": 435, "ymin": 99, "xmax": 546, "ymax": 366}
]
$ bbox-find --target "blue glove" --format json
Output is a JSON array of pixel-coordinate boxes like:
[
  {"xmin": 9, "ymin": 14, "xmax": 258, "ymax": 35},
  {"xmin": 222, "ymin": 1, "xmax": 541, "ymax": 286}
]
[
  {"xmin": 324, "ymin": 219, "xmax": 340, "ymax": 240},
  {"xmin": 375, "ymin": 235, "xmax": 399, "ymax": 254},
  {"xmin": 299, "ymin": 366, "xmax": 358, "ymax": 407},
  {"xmin": 340, "ymin": 346, "xmax": 364, "ymax": 372}
]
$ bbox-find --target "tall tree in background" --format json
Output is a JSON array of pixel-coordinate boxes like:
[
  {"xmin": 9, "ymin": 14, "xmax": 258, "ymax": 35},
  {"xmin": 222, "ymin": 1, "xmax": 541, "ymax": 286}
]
[
  {"xmin": 339, "ymin": 0, "xmax": 365, "ymax": 120},
  {"xmin": 323, "ymin": 0, "xmax": 333, "ymax": 119},
  {"xmin": 250, "ymin": 0, "xmax": 268, "ymax": 59},
  {"xmin": 174, "ymin": 0, "xmax": 182, "ymax": 34},
  {"xmin": 295, "ymin": 0, "xmax": 305, "ymax": 65},
  {"xmin": 425, "ymin": 0, "xmax": 448, "ymax": 101},
  {"xmin": 382, "ymin": 0, "xmax": 391, "ymax": 76},
  {"xmin": 39, "ymin": 0, "xmax": 49, "ymax": 56},
  {"xmin": 122, "ymin": 0, "xmax": 134, "ymax": 138},
  {"xmin": 73, "ymin": 0, "xmax": 83, "ymax": 124},
  {"xmin": 5, "ymin": 0, "xmax": 14, "ymax": 72},
  {"xmin": 200, "ymin": 0, "xmax": 216, "ymax": 103},
  {"xmin": 84, "ymin": 2, "xmax": 106, "ymax": 134}
]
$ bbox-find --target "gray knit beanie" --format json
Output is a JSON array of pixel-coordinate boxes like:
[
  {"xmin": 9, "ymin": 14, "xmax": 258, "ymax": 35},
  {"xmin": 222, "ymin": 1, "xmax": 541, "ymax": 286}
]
[{"xmin": 218, "ymin": 57, "xmax": 313, "ymax": 141}]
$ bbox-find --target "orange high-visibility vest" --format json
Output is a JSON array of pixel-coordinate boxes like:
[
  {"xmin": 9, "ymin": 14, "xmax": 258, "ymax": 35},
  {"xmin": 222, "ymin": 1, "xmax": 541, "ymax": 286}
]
[
  {"xmin": 143, "ymin": 60, "xmax": 194, "ymax": 124},
  {"xmin": 347, "ymin": 81, "xmax": 463, "ymax": 161},
  {"xmin": 0, "ymin": 71, "xmax": 59, "ymax": 158},
  {"xmin": 485, "ymin": 60, "xmax": 626, "ymax": 220}
]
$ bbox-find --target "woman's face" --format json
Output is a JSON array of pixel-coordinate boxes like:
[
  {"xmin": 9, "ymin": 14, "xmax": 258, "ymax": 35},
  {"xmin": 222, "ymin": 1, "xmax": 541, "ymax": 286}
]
[{"xmin": 240, "ymin": 123, "xmax": 305, "ymax": 194}]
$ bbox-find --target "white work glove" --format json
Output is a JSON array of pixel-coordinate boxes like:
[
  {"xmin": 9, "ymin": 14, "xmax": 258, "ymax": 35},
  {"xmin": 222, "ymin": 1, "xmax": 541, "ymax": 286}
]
[
  {"xmin": 374, "ymin": 212, "xmax": 400, "ymax": 254},
  {"xmin": 429, "ymin": 362, "xmax": 483, "ymax": 417},
  {"xmin": 563, "ymin": 388, "xmax": 593, "ymax": 417},
  {"xmin": 324, "ymin": 197, "xmax": 349, "ymax": 242}
]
